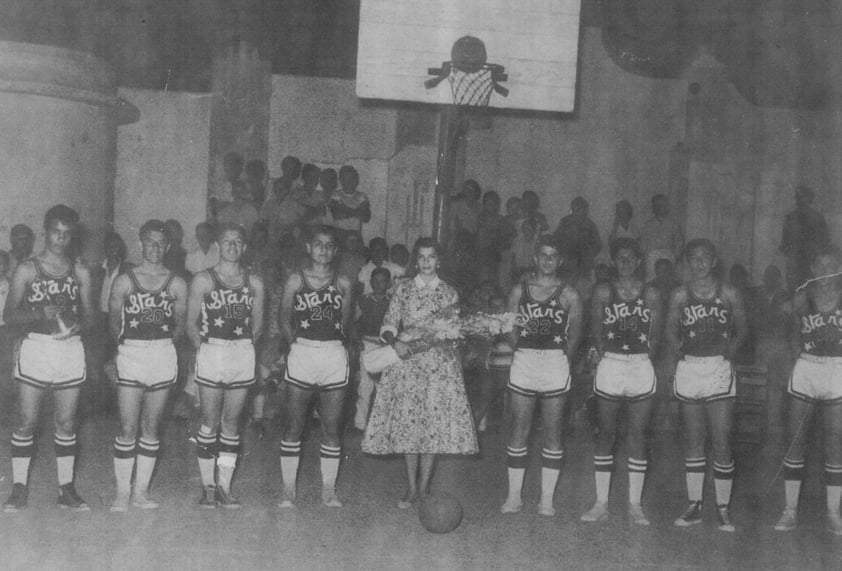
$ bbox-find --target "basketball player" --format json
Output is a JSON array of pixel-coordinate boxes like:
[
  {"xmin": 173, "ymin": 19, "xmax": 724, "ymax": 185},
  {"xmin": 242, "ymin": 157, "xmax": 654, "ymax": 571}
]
[
  {"xmin": 187, "ymin": 223, "xmax": 264, "ymax": 508},
  {"xmin": 3, "ymin": 205, "xmax": 94, "ymax": 512},
  {"xmin": 108, "ymin": 220, "xmax": 188, "ymax": 512},
  {"xmin": 501, "ymin": 235, "xmax": 583, "ymax": 516},
  {"xmin": 278, "ymin": 225, "xmax": 353, "ymax": 508},
  {"xmin": 775, "ymin": 246, "xmax": 842, "ymax": 534},
  {"xmin": 666, "ymin": 239, "xmax": 746, "ymax": 531},
  {"xmin": 580, "ymin": 238, "xmax": 663, "ymax": 525}
]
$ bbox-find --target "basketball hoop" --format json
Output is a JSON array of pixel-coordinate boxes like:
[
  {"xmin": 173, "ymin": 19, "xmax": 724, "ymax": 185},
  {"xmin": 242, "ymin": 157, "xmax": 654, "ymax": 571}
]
[{"xmin": 425, "ymin": 35, "xmax": 509, "ymax": 107}]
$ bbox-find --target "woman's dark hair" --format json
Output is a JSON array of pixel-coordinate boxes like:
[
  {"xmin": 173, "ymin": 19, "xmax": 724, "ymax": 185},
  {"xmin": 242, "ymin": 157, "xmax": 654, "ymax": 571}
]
[{"xmin": 410, "ymin": 237, "xmax": 441, "ymax": 276}]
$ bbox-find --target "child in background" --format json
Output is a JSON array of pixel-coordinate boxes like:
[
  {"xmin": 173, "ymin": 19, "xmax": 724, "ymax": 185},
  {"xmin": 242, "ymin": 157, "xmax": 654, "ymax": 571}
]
[
  {"xmin": 474, "ymin": 293, "xmax": 513, "ymax": 433},
  {"xmin": 353, "ymin": 267, "xmax": 392, "ymax": 431},
  {"xmin": 329, "ymin": 166, "xmax": 371, "ymax": 236},
  {"xmin": 389, "ymin": 244, "xmax": 410, "ymax": 281}
]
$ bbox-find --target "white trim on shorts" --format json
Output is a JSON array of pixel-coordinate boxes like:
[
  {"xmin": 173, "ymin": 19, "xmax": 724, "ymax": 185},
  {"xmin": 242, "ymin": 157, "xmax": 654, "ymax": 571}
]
[
  {"xmin": 788, "ymin": 353, "xmax": 842, "ymax": 404},
  {"xmin": 593, "ymin": 352, "xmax": 656, "ymax": 401},
  {"xmin": 15, "ymin": 334, "xmax": 86, "ymax": 390},
  {"xmin": 507, "ymin": 348, "xmax": 571, "ymax": 399},
  {"xmin": 284, "ymin": 339, "xmax": 349, "ymax": 391},
  {"xmin": 194, "ymin": 339, "xmax": 255, "ymax": 390},
  {"xmin": 116, "ymin": 339, "xmax": 177, "ymax": 392},
  {"xmin": 673, "ymin": 355, "xmax": 735, "ymax": 403}
]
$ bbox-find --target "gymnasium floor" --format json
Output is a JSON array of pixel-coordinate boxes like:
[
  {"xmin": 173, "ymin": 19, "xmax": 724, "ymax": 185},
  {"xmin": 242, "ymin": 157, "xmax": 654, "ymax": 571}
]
[{"xmin": 1, "ymin": 396, "xmax": 841, "ymax": 571}]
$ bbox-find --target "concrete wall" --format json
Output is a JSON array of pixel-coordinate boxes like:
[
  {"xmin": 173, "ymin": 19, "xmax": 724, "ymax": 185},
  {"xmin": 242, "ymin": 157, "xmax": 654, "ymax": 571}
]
[{"xmin": 115, "ymin": 88, "xmax": 212, "ymax": 263}]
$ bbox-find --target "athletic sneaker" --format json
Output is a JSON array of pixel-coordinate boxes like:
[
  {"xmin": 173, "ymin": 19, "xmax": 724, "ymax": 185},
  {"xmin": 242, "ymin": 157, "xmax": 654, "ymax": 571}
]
[
  {"xmin": 628, "ymin": 503, "xmax": 650, "ymax": 526},
  {"xmin": 827, "ymin": 512, "xmax": 842, "ymax": 535},
  {"xmin": 131, "ymin": 490, "xmax": 159, "ymax": 510},
  {"xmin": 199, "ymin": 485, "xmax": 217, "ymax": 509},
  {"xmin": 674, "ymin": 501, "xmax": 703, "ymax": 526},
  {"xmin": 215, "ymin": 487, "xmax": 242, "ymax": 509},
  {"xmin": 57, "ymin": 483, "xmax": 90, "ymax": 511},
  {"xmin": 774, "ymin": 508, "xmax": 797, "ymax": 532},
  {"xmin": 580, "ymin": 501, "xmax": 609, "ymax": 522},
  {"xmin": 716, "ymin": 504, "xmax": 735, "ymax": 532},
  {"xmin": 3, "ymin": 483, "xmax": 28, "ymax": 512}
]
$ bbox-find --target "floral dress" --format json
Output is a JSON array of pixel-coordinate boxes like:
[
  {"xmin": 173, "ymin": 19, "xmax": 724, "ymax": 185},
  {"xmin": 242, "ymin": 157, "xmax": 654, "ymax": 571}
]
[{"xmin": 362, "ymin": 277, "xmax": 478, "ymax": 455}]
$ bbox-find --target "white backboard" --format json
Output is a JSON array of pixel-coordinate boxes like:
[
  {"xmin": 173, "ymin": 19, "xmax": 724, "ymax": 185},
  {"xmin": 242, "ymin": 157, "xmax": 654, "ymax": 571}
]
[{"xmin": 356, "ymin": 0, "xmax": 581, "ymax": 113}]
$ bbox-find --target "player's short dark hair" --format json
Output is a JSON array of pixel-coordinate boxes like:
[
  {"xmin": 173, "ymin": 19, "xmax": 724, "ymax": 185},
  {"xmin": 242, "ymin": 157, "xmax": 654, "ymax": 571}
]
[
  {"xmin": 534, "ymin": 234, "xmax": 561, "ymax": 255},
  {"xmin": 685, "ymin": 238, "xmax": 717, "ymax": 260},
  {"xmin": 43, "ymin": 204, "xmax": 79, "ymax": 231},
  {"xmin": 339, "ymin": 165, "xmax": 358, "ymax": 179},
  {"xmin": 216, "ymin": 222, "xmax": 247, "ymax": 242},
  {"xmin": 301, "ymin": 163, "xmax": 320, "ymax": 179},
  {"xmin": 371, "ymin": 267, "xmax": 391, "ymax": 282},
  {"xmin": 609, "ymin": 237, "xmax": 642, "ymax": 261},
  {"xmin": 281, "ymin": 155, "xmax": 301, "ymax": 173},
  {"xmin": 304, "ymin": 224, "xmax": 338, "ymax": 245},
  {"xmin": 139, "ymin": 219, "xmax": 168, "ymax": 241}
]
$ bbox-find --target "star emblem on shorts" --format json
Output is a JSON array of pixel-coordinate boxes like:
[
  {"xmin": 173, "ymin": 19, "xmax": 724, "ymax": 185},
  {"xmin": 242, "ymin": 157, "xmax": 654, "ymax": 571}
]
[
  {"xmin": 161, "ymin": 324, "xmax": 169, "ymax": 332},
  {"xmin": 607, "ymin": 331, "xmax": 615, "ymax": 339},
  {"xmin": 622, "ymin": 344, "xmax": 630, "ymax": 351},
  {"xmin": 554, "ymin": 335, "xmax": 563, "ymax": 344},
  {"xmin": 301, "ymin": 320, "xmax": 310, "ymax": 329},
  {"xmin": 214, "ymin": 317, "xmax": 224, "ymax": 328},
  {"xmin": 129, "ymin": 318, "xmax": 139, "ymax": 328},
  {"xmin": 549, "ymin": 299, "xmax": 558, "ymax": 307},
  {"xmin": 688, "ymin": 331, "xmax": 696, "ymax": 338},
  {"xmin": 639, "ymin": 333, "xmax": 647, "ymax": 342},
  {"xmin": 234, "ymin": 326, "xmax": 243, "ymax": 336}
]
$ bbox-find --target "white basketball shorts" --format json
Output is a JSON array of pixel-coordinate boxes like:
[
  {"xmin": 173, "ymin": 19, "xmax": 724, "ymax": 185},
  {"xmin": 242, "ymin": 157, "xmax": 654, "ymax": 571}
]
[
  {"xmin": 195, "ymin": 338, "xmax": 255, "ymax": 389},
  {"xmin": 16, "ymin": 333, "xmax": 86, "ymax": 390},
  {"xmin": 284, "ymin": 338, "xmax": 349, "ymax": 391},
  {"xmin": 788, "ymin": 354, "xmax": 842, "ymax": 404},
  {"xmin": 674, "ymin": 355, "xmax": 735, "ymax": 403},
  {"xmin": 117, "ymin": 339, "xmax": 177, "ymax": 391},
  {"xmin": 594, "ymin": 352, "xmax": 656, "ymax": 401},
  {"xmin": 508, "ymin": 349, "xmax": 570, "ymax": 398}
]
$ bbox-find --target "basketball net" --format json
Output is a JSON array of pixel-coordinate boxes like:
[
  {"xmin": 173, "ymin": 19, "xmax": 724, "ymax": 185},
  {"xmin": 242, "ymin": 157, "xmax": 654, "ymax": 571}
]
[{"xmin": 448, "ymin": 67, "xmax": 495, "ymax": 107}]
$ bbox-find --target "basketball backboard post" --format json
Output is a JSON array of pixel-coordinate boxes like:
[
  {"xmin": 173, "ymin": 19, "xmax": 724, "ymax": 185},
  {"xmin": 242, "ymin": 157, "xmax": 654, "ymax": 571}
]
[{"xmin": 431, "ymin": 104, "xmax": 467, "ymax": 251}]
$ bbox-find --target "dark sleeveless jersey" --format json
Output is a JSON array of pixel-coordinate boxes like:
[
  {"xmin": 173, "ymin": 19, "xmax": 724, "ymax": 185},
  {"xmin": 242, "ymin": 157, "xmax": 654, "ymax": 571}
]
[
  {"xmin": 679, "ymin": 285, "xmax": 731, "ymax": 357},
  {"xmin": 121, "ymin": 269, "xmax": 176, "ymax": 341},
  {"xmin": 516, "ymin": 280, "xmax": 568, "ymax": 351},
  {"xmin": 601, "ymin": 285, "xmax": 652, "ymax": 354},
  {"xmin": 200, "ymin": 269, "xmax": 254, "ymax": 341},
  {"xmin": 799, "ymin": 296, "xmax": 842, "ymax": 357},
  {"xmin": 292, "ymin": 272, "xmax": 344, "ymax": 341},
  {"xmin": 25, "ymin": 259, "xmax": 80, "ymax": 335}
]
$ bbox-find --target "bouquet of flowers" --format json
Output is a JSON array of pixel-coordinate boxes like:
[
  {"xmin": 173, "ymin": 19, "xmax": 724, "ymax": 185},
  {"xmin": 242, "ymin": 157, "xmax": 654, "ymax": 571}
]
[{"xmin": 362, "ymin": 305, "xmax": 519, "ymax": 374}]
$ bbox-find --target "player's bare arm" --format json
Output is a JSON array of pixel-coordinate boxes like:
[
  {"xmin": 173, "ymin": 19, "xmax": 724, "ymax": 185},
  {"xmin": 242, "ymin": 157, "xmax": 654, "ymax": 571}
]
[
  {"xmin": 74, "ymin": 262, "xmax": 95, "ymax": 335},
  {"xmin": 644, "ymin": 284, "xmax": 665, "ymax": 359},
  {"xmin": 170, "ymin": 275, "xmax": 189, "ymax": 341},
  {"xmin": 279, "ymin": 272, "xmax": 302, "ymax": 347},
  {"xmin": 187, "ymin": 271, "xmax": 213, "ymax": 350},
  {"xmin": 721, "ymin": 282, "xmax": 747, "ymax": 362},
  {"xmin": 506, "ymin": 281, "xmax": 523, "ymax": 348},
  {"xmin": 665, "ymin": 285, "xmax": 688, "ymax": 377},
  {"xmin": 589, "ymin": 282, "xmax": 611, "ymax": 360},
  {"xmin": 337, "ymin": 274, "xmax": 354, "ymax": 338},
  {"xmin": 108, "ymin": 273, "xmax": 132, "ymax": 341},
  {"xmin": 249, "ymin": 273, "xmax": 265, "ymax": 345},
  {"xmin": 563, "ymin": 285, "xmax": 584, "ymax": 360},
  {"xmin": 790, "ymin": 290, "xmax": 809, "ymax": 359},
  {"xmin": 3, "ymin": 261, "xmax": 42, "ymax": 325}
]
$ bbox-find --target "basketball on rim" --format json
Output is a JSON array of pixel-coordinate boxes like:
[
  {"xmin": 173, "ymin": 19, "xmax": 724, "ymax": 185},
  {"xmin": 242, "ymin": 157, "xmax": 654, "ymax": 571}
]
[
  {"xmin": 451, "ymin": 36, "xmax": 487, "ymax": 74},
  {"xmin": 418, "ymin": 492, "xmax": 464, "ymax": 534}
]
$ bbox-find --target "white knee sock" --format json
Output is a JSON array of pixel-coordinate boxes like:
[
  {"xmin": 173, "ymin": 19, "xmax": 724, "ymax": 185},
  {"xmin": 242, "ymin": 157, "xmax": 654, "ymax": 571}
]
[
  {"xmin": 113, "ymin": 438, "xmax": 137, "ymax": 495},
  {"xmin": 135, "ymin": 438, "xmax": 160, "ymax": 494},
  {"xmin": 628, "ymin": 458, "xmax": 647, "ymax": 505},
  {"xmin": 280, "ymin": 440, "xmax": 301, "ymax": 495},
  {"xmin": 320, "ymin": 444, "xmax": 341, "ymax": 489}
]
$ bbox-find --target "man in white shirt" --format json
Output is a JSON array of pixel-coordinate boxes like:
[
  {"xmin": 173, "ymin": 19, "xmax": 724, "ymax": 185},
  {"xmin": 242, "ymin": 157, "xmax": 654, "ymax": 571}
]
[{"xmin": 639, "ymin": 194, "xmax": 684, "ymax": 280}]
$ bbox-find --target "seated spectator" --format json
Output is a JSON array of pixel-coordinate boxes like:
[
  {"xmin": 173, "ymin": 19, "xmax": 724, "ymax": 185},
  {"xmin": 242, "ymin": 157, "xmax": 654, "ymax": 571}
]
[
  {"xmin": 329, "ymin": 166, "xmax": 371, "ymax": 235},
  {"xmin": 358, "ymin": 237, "xmax": 404, "ymax": 295},
  {"xmin": 640, "ymin": 194, "xmax": 683, "ymax": 279},
  {"xmin": 185, "ymin": 222, "xmax": 219, "ymax": 276}
]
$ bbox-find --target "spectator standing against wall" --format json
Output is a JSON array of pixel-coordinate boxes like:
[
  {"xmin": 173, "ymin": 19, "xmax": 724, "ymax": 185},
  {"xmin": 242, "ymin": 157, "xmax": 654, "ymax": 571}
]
[
  {"xmin": 8, "ymin": 225, "xmax": 35, "ymax": 277},
  {"xmin": 218, "ymin": 184, "xmax": 259, "ymax": 243},
  {"xmin": 608, "ymin": 200, "xmax": 640, "ymax": 246},
  {"xmin": 780, "ymin": 185, "xmax": 830, "ymax": 293},
  {"xmin": 640, "ymin": 194, "xmax": 684, "ymax": 280},
  {"xmin": 329, "ymin": 166, "xmax": 371, "ymax": 237},
  {"xmin": 554, "ymin": 197, "xmax": 602, "ymax": 277}
]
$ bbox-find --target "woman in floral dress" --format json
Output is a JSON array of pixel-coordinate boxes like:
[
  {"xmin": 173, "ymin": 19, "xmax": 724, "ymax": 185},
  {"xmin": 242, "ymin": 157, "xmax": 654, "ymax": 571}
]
[{"xmin": 362, "ymin": 237, "xmax": 478, "ymax": 509}]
